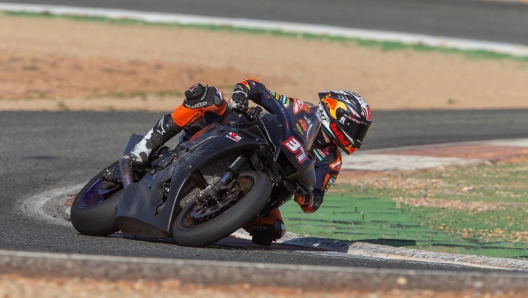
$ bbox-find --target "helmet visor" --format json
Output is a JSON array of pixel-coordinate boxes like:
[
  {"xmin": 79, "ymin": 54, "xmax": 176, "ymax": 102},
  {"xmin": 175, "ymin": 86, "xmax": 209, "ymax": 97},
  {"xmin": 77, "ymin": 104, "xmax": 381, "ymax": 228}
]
[{"xmin": 336, "ymin": 109, "xmax": 371, "ymax": 148}]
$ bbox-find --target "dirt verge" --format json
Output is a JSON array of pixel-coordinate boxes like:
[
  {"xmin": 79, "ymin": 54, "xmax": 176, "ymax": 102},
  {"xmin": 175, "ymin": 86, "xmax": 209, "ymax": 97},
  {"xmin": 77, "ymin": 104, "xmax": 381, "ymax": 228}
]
[
  {"xmin": 4, "ymin": 274, "xmax": 527, "ymax": 298},
  {"xmin": 1, "ymin": 15, "xmax": 528, "ymax": 111}
]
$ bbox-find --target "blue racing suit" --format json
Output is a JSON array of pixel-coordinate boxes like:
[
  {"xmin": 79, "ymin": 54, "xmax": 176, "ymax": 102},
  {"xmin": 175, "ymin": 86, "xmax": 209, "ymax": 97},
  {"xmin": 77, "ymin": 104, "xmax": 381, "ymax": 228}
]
[{"xmin": 235, "ymin": 78, "xmax": 342, "ymax": 214}]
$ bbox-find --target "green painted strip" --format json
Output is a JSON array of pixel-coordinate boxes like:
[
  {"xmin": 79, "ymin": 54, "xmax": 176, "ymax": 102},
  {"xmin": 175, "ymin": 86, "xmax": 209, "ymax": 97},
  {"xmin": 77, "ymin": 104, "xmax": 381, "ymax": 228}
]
[{"xmin": 281, "ymin": 160, "xmax": 528, "ymax": 259}]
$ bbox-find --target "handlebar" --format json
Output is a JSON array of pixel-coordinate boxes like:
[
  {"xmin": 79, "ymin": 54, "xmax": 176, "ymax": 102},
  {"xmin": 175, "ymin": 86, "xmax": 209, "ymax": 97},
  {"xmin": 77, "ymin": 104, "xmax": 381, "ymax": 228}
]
[{"xmin": 232, "ymin": 106, "xmax": 264, "ymax": 122}]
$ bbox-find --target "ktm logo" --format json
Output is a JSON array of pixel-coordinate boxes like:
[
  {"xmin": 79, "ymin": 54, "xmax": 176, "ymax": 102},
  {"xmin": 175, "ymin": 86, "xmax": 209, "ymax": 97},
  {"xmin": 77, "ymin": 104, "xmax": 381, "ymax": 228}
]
[{"xmin": 298, "ymin": 119, "xmax": 308, "ymax": 132}]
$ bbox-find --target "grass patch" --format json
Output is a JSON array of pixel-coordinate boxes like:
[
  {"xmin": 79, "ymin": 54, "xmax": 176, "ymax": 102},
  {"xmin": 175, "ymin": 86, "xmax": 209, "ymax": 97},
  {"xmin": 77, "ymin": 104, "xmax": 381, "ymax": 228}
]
[
  {"xmin": 281, "ymin": 161, "xmax": 528, "ymax": 259},
  {"xmin": 2, "ymin": 11, "xmax": 528, "ymax": 63}
]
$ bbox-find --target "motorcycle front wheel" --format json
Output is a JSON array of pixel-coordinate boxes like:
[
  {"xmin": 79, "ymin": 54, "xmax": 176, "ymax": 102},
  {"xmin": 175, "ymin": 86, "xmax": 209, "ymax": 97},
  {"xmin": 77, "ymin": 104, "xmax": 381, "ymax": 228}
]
[
  {"xmin": 172, "ymin": 171, "xmax": 271, "ymax": 247},
  {"xmin": 71, "ymin": 161, "xmax": 122, "ymax": 236}
]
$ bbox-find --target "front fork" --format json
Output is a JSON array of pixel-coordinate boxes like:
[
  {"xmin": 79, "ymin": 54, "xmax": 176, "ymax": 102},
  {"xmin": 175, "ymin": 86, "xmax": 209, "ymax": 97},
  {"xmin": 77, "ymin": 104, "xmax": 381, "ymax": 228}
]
[{"xmin": 197, "ymin": 153, "xmax": 252, "ymax": 202}]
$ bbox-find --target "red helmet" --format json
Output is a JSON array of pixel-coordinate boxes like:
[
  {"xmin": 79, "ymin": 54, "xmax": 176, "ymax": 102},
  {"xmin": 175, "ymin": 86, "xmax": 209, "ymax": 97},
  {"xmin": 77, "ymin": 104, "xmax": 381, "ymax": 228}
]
[{"xmin": 317, "ymin": 90, "xmax": 372, "ymax": 154}]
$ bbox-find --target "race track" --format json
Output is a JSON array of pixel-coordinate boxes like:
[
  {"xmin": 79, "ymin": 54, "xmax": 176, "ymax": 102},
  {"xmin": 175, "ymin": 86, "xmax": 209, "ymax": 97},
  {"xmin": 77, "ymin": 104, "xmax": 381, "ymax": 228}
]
[
  {"xmin": 1, "ymin": 110, "xmax": 528, "ymax": 271},
  {"xmin": 2, "ymin": 0, "xmax": 528, "ymax": 278}
]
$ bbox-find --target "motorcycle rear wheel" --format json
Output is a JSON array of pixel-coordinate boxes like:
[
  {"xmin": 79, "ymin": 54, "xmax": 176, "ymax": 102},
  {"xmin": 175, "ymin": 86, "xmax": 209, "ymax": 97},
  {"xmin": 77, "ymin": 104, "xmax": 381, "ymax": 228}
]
[
  {"xmin": 172, "ymin": 171, "xmax": 271, "ymax": 247},
  {"xmin": 71, "ymin": 161, "xmax": 122, "ymax": 236}
]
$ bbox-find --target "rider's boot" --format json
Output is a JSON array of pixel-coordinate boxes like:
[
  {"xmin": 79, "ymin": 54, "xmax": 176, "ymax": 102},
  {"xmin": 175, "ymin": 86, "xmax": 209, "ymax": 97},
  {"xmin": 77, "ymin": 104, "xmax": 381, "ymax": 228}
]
[
  {"xmin": 243, "ymin": 208, "xmax": 285, "ymax": 246},
  {"xmin": 129, "ymin": 114, "xmax": 182, "ymax": 166}
]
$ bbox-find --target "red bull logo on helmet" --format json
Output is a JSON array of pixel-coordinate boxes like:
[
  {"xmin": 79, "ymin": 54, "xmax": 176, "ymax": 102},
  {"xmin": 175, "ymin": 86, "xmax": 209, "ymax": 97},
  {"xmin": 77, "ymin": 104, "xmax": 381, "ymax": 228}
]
[
  {"xmin": 330, "ymin": 122, "xmax": 350, "ymax": 146},
  {"xmin": 322, "ymin": 95, "xmax": 347, "ymax": 119}
]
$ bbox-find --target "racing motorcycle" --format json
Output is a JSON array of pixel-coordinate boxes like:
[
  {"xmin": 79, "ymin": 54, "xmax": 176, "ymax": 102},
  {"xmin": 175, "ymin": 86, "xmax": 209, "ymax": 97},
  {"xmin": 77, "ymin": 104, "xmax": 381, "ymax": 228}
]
[{"xmin": 71, "ymin": 101, "xmax": 320, "ymax": 247}]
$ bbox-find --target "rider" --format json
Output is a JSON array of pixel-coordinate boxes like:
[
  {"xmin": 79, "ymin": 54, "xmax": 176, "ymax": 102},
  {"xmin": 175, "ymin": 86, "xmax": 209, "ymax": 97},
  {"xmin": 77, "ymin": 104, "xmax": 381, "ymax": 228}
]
[{"xmin": 129, "ymin": 78, "xmax": 372, "ymax": 246}]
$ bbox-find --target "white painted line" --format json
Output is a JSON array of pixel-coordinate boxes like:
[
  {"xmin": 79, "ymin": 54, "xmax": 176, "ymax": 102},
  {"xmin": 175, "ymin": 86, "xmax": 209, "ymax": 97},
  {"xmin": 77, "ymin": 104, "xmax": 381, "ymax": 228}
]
[
  {"xmin": 0, "ymin": 248, "xmax": 392, "ymax": 274},
  {"xmin": 341, "ymin": 153, "xmax": 489, "ymax": 171},
  {"xmin": 1, "ymin": 3, "xmax": 528, "ymax": 57},
  {"xmin": 484, "ymin": 138, "xmax": 528, "ymax": 148},
  {"xmin": 357, "ymin": 138, "xmax": 528, "ymax": 155}
]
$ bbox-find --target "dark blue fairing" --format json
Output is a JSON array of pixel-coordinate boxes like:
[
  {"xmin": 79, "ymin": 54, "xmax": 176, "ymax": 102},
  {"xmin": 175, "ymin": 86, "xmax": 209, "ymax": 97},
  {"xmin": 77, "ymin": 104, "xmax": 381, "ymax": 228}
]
[
  {"xmin": 80, "ymin": 166, "xmax": 123, "ymax": 207},
  {"xmin": 79, "ymin": 180, "xmax": 106, "ymax": 207},
  {"xmin": 115, "ymin": 99, "xmax": 320, "ymax": 237},
  {"xmin": 260, "ymin": 95, "xmax": 320, "ymax": 166},
  {"xmin": 260, "ymin": 98, "xmax": 320, "ymax": 193},
  {"xmin": 114, "ymin": 123, "xmax": 268, "ymax": 237}
]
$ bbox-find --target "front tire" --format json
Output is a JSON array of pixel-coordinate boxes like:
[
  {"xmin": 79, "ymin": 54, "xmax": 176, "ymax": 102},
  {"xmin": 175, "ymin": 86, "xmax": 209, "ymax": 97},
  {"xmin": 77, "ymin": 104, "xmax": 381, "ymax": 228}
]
[
  {"xmin": 71, "ymin": 161, "xmax": 122, "ymax": 236},
  {"xmin": 172, "ymin": 171, "xmax": 271, "ymax": 247}
]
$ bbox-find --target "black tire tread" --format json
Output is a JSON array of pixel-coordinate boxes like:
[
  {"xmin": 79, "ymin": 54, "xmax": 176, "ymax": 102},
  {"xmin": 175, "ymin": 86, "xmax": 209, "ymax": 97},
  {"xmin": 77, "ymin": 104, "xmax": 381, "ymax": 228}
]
[{"xmin": 71, "ymin": 161, "xmax": 121, "ymax": 236}]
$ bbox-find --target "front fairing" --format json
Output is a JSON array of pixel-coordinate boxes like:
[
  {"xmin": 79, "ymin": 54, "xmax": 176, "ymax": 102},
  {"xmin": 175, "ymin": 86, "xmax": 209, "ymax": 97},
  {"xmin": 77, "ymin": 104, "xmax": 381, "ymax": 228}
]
[
  {"xmin": 260, "ymin": 99, "xmax": 320, "ymax": 192},
  {"xmin": 114, "ymin": 122, "xmax": 268, "ymax": 237}
]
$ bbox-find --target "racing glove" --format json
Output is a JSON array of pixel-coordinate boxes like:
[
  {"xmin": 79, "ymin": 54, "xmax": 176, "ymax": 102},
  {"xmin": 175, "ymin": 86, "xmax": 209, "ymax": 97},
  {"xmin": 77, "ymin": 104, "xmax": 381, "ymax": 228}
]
[
  {"xmin": 294, "ymin": 188, "xmax": 324, "ymax": 213},
  {"xmin": 228, "ymin": 83, "xmax": 249, "ymax": 111}
]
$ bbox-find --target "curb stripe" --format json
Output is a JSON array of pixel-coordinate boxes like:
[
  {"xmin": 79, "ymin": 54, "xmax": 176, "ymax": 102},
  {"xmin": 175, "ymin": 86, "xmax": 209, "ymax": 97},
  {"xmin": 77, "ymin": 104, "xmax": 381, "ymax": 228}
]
[
  {"xmin": 345, "ymin": 138, "xmax": 528, "ymax": 172},
  {"xmin": 1, "ymin": 3, "xmax": 528, "ymax": 57},
  {"xmin": 342, "ymin": 154, "xmax": 489, "ymax": 171}
]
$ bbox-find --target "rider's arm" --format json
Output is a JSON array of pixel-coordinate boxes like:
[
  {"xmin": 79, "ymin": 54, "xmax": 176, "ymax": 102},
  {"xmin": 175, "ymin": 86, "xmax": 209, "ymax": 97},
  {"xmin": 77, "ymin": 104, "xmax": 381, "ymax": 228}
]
[
  {"xmin": 312, "ymin": 146, "xmax": 342, "ymax": 192},
  {"xmin": 171, "ymin": 94, "xmax": 227, "ymax": 127},
  {"xmin": 231, "ymin": 78, "xmax": 289, "ymax": 115},
  {"xmin": 295, "ymin": 145, "xmax": 342, "ymax": 213}
]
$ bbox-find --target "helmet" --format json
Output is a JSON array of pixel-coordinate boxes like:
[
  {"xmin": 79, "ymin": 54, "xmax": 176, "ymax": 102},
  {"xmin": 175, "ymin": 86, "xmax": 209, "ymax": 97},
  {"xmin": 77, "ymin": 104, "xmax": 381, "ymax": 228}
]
[{"xmin": 317, "ymin": 90, "xmax": 372, "ymax": 154}]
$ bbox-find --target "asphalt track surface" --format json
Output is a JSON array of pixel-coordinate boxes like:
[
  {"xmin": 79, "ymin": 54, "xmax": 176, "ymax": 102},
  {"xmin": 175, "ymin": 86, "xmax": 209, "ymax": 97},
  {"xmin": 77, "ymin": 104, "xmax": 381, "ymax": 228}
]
[
  {"xmin": 5, "ymin": 0, "xmax": 528, "ymax": 45},
  {"xmin": 1, "ymin": 110, "xmax": 528, "ymax": 272},
  {"xmin": 2, "ymin": 0, "xmax": 528, "ymax": 274}
]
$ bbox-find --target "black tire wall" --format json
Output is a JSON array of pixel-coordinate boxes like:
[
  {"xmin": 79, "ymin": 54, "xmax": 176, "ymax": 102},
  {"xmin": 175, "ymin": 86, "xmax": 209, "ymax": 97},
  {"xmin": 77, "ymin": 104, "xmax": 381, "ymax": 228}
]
[
  {"xmin": 71, "ymin": 161, "xmax": 121, "ymax": 236},
  {"xmin": 172, "ymin": 171, "xmax": 271, "ymax": 247}
]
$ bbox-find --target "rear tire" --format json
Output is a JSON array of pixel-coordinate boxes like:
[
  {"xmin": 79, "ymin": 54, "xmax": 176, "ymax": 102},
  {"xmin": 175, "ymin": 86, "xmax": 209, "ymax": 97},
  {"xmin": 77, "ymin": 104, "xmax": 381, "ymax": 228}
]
[
  {"xmin": 172, "ymin": 171, "xmax": 271, "ymax": 247},
  {"xmin": 71, "ymin": 161, "xmax": 122, "ymax": 236}
]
